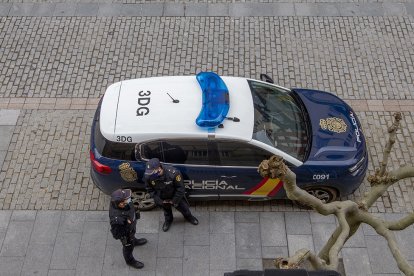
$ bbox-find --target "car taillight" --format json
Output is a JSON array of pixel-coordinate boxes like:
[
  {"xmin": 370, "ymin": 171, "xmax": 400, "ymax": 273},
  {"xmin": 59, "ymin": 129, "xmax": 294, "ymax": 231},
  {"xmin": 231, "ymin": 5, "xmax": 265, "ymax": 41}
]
[{"xmin": 90, "ymin": 150, "xmax": 112, "ymax": 174}]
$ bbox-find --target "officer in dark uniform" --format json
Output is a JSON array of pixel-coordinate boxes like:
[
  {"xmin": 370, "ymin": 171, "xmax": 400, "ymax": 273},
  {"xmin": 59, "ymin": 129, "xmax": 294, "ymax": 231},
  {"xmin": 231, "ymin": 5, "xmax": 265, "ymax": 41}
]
[
  {"xmin": 109, "ymin": 189, "xmax": 147, "ymax": 269},
  {"xmin": 143, "ymin": 158, "xmax": 199, "ymax": 232}
]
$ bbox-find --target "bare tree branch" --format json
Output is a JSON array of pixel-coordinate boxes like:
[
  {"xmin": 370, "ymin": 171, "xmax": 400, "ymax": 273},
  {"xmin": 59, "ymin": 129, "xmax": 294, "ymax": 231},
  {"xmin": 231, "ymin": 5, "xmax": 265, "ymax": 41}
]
[
  {"xmin": 379, "ymin": 112, "xmax": 402, "ymax": 176},
  {"xmin": 385, "ymin": 213, "xmax": 414, "ymax": 231}
]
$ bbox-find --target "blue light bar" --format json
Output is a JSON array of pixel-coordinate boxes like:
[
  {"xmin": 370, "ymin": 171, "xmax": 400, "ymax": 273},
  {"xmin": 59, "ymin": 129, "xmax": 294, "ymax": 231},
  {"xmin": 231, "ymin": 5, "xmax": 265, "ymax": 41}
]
[{"xmin": 195, "ymin": 72, "xmax": 230, "ymax": 128}]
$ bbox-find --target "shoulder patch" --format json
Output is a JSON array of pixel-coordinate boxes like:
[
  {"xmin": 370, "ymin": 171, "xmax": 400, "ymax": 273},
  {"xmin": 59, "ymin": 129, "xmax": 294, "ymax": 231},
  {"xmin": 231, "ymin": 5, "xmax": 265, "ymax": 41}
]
[
  {"xmin": 175, "ymin": 174, "xmax": 181, "ymax": 182},
  {"xmin": 151, "ymin": 181, "xmax": 155, "ymax": 186}
]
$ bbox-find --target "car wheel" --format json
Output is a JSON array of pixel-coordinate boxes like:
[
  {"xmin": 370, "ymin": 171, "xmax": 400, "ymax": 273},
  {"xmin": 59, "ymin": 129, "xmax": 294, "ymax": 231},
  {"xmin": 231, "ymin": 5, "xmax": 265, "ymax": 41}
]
[
  {"xmin": 304, "ymin": 186, "xmax": 337, "ymax": 203},
  {"xmin": 131, "ymin": 190, "xmax": 156, "ymax": 211}
]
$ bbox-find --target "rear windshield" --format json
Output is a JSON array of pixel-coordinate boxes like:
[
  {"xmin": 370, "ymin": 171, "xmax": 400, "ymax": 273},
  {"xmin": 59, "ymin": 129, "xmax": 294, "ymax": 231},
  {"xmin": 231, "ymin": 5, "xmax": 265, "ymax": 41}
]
[
  {"xmin": 94, "ymin": 119, "xmax": 136, "ymax": 160},
  {"xmin": 248, "ymin": 80, "xmax": 309, "ymax": 161}
]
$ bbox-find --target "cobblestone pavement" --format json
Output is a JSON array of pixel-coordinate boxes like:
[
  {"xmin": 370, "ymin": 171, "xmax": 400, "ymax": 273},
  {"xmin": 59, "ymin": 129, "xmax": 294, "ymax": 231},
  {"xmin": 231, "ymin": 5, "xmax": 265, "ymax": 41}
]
[
  {"xmin": 1, "ymin": 17, "xmax": 414, "ymax": 99},
  {"xmin": 1, "ymin": 8, "xmax": 414, "ymax": 214}
]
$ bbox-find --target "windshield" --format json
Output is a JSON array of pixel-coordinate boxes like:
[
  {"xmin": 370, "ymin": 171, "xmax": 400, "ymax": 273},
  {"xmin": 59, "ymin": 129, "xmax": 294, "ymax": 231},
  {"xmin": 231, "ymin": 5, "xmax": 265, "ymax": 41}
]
[{"xmin": 248, "ymin": 80, "xmax": 309, "ymax": 161}]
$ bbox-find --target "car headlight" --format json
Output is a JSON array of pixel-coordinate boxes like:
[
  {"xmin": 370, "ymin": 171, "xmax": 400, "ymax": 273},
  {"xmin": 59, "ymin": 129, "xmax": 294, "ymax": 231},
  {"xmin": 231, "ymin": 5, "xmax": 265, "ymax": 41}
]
[{"xmin": 349, "ymin": 156, "xmax": 366, "ymax": 173}]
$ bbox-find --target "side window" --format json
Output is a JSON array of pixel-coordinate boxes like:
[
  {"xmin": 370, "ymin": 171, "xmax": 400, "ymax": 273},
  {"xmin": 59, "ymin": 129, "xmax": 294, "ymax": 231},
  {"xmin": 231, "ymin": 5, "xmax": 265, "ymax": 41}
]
[
  {"xmin": 162, "ymin": 140, "xmax": 209, "ymax": 165},
  {"xmin": 139, "ymin": 141, "xmax": 163, "ymax": 161},
  {"xmin": 216, "ymin": 141, "xmax": 271, "ymax": 167}
]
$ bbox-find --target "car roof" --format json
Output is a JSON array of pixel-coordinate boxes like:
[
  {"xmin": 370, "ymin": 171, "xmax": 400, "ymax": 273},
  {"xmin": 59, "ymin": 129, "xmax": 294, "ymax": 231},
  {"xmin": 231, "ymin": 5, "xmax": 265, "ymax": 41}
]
[{"xmin": 99, "ymin": 75, "xmax": 255, "ymax": 144}]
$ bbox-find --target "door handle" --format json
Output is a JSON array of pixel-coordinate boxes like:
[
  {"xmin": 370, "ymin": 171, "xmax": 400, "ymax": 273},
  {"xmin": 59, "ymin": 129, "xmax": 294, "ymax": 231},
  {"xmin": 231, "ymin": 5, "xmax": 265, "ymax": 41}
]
[{"xmin": 220, "ymin": 176, "xmax": 237, "ymax": 178}]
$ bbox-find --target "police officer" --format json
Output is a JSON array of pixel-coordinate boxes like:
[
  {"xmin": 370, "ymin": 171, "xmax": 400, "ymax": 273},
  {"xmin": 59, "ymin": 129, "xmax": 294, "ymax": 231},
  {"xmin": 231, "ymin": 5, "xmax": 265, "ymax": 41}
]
[
  {"xmin": 144, "ymin": 158, "xmax": 199, "ymax": 232},
  {"xmin": 109, "ymin": 189, "xmax": 147, "ymax": 269}
]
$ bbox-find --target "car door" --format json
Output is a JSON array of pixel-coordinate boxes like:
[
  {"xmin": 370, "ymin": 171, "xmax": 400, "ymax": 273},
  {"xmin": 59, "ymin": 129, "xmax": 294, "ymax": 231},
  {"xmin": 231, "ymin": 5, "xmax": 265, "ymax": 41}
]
[
  {"xmin": 212, "ymin": 140, "xmax": 286, "ymax": 200},
  {"xmin": 158, "ymin": 140, "xmax": 219, "ymax": 200}
]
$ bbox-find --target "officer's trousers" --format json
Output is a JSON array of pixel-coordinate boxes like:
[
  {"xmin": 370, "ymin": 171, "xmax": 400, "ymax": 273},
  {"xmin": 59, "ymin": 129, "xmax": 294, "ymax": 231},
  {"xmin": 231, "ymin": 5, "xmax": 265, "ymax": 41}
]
[
  {"xmin": 162, "ymin": 199, "xmax": 192, "ymax": 222},
  {"xmin": 122, "ymin": 226, "xmax": 138, "ymax": 264}
]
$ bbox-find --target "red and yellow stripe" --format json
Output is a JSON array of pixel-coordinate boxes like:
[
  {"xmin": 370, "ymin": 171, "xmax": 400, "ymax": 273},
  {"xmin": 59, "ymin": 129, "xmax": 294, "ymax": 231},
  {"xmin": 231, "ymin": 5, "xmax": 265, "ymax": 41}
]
[{"xmin": 243, "ymin": 177, "xmax": 284, "ymax": 197}]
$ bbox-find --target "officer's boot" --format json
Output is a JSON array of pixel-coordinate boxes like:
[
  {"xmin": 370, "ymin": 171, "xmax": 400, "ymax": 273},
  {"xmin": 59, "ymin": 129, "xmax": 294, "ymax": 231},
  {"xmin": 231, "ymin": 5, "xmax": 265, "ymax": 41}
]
[
  {"xmin": 133, "ymin": 238, "xmax": 148, "ymax": 247},
  {"xmin": 123, "ymin": 245, "xmax": 144, "ymax": 269}
]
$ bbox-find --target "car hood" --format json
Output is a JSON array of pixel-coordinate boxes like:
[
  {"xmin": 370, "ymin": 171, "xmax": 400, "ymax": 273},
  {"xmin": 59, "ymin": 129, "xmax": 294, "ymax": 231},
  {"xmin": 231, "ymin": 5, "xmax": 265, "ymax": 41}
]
[{"xmin": 292, "ymin": 89, "xmax": 366, "ymax": 164}]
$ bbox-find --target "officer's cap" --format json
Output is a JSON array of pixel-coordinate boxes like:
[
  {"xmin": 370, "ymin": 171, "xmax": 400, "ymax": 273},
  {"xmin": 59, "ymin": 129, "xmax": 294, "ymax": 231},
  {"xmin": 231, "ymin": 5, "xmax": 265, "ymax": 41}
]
[
  {"xmin": 111, "ymin": 189, "xmax": 131, "ymax": 202},
  {"xmin": 145, "ymin": 158, "xmax": 161, "ymax": 175}
]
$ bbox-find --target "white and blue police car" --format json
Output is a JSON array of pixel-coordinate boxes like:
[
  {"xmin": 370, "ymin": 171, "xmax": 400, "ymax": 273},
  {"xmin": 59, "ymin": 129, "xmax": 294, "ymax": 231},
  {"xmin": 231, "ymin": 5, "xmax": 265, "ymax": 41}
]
[{"xmin": 90, "ymin": 72, "xmax": 368, "ymax": 210}]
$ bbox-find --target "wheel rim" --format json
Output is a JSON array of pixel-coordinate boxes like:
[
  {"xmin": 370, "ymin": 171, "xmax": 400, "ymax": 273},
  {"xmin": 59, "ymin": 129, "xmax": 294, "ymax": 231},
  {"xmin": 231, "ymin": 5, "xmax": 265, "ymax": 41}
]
[
  {"xmin": 131, "ymin": 190, "xmax": 155, "ymax": 210},
  {"xmin": 306, "ymin": 188, "xmax": 334, "ymax": 203}
]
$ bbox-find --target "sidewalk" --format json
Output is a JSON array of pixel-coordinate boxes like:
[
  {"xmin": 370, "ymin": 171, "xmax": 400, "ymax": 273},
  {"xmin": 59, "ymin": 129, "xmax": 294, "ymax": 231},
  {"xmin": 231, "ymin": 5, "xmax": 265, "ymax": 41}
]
[{"xmin": 0, "ymin": 209, "xmax": 412, "ymax": 276}]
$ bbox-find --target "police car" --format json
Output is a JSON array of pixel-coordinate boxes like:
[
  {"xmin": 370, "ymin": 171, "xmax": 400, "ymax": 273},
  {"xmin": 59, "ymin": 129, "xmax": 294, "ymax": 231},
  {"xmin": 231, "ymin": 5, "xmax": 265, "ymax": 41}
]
[{"xmin": 90, "ymin": 72, "xmax": 368, "ymax": 210}]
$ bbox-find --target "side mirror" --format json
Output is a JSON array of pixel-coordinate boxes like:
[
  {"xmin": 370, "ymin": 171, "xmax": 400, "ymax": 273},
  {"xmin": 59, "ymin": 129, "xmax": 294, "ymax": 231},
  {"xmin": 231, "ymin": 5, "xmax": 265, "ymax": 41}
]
[{"xmin": 260, "ymin": 74, "xmax": 274, "ymax": 84}]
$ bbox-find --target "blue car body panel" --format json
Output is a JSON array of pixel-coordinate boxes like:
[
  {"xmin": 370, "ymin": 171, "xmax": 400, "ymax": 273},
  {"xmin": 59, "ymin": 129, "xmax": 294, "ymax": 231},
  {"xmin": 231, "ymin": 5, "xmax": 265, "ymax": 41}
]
[{"xmin": 90, "ymin": 85, "xmax": 368, "ymax": 201}]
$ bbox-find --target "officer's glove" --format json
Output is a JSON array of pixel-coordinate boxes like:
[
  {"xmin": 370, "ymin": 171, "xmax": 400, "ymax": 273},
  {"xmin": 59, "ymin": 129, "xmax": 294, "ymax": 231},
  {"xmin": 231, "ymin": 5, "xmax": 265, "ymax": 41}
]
[{"xmin": 120, "ymin": 236, "xmax": 131, "ymax": 246}]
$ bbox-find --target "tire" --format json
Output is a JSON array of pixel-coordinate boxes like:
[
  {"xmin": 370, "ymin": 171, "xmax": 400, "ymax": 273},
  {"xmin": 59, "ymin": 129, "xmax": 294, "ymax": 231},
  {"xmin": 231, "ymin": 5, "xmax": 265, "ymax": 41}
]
[
  {"xmin": 304, "ymin": 186, "xmax": 337, "ymax": 203},
  {"xmin": 131, "ymin": 190, "xmax": 156, "ymax": 211}
]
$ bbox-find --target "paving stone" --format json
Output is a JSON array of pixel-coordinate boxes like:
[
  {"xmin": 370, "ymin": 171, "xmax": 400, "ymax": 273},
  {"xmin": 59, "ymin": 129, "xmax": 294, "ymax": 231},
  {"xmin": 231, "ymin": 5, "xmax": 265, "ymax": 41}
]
[
  {"xmin": 210, "ymin": 212, "xmax": 234, "ymax": 234},
  {"xmin": 287, "ymin": 235, "xmax": 314, "ymax": 257},
  {"xmin": 262, "ymin": 246, "xmax": 288, "ymax": 259},
  {"xmin": 236, "ymin": 258, "xmax": 263, "ymax": 270},
  {"xmin": 59, "ymin": 211, "xmax": 87, "ymax": 233},
  {"xmin": 21, "ymin": 243, "xmax": 54, "ymax": 276},
  {"xmin": 0, "ymin": 3, "xmax": 11, "ymax": 16},
  {"xmin": 229, "ymin": 3, "xmax": 275, "ymax": 16},
  {"xmin": 98, "ymin": 3, "xmax": 123, "ymax": 16},
  {"xmin": 0, "ymin": 126, "xmax": 14, "ymax": 151},
  {"xmin": 235, "ymin": 212, "xmax": 259, "ymax": 223},
  {"xmin": 235, "ymin": 222, "xmax": 261, "ymax": 259},
  {"xmin": 185, "ymin": 3, "xmax": 207, "ymax": 16},
  {"xmin": 156, "ymin": 258, "xmax": 182, "ymax": 276},
  {"xmin": 9, "ymin": 3, "xmax": 34, "ymax": 16},
  {"xmin": 183, "ymin": 245, "xmax": 209, "ymax": 276},
  {"xmin": 338, "ymin": 3, "xmax": 384, "ymax": 16},
  {"xmin": 260, "ymin": 212, "xmax": 286, "ymax": 247},
  {"xmin": 210, "ymin": 233, "xmax": 236, "ymax": 271},
  {"xmin": 141, "ymin": 3, "xmax": 163, "ymax": 16},
  {"xmin": 0, "ymin": 150, "xmax": 6, "ymax": 170},
  {"xmin": 119, "ymin": 4, "xmax": 143, "ymax": 16},
  {"xmin": 184, "ymin": 211, "xmax": 209, "ymax": 246},
  {"xmin": 285, "ymin": 212, "xmax": 312, "ymax": 235},
  {"xmin": 133, "ymin": 233, "xmax": 157, "ymax": 272},
  {"xmin": 78, "ymin": 221, "xmax": 108, "ymax": 258},
  {"xmin": 75, "ymin": 3, "xmax": 99, "ymax": 16},
  {"xmin": 75, "ymin": 256, "xmax": 103, "ymax": 276},
  {"xmin": 0, "ymin": 211, "xmax": 11, "ymax": 232},
  {"xmin": 383, "ymin": 3, "xmax": 407, "ymax": 16},
  {"xmin": 53, "ymin": 3, "xmax": 76, "ymax": 16},
  {"xmin": 342, "ymin": 248, "xmax": 372, "ymax": 276},
  {"xmin": 294, "ymin": 3, "xmax": 340, "ymax": 16},
  {"xmin": 86, "ymin": 211, "xmax": 108, "ymax": 222},
  {"xmin": 50, "ymin": 232, "xmax": 82, "ymax": 270},
  {"xmin": 102, "ymin": 243, "xmax": 130, "ymax": 276},
  {"xmin": 272, "ymin": 3, "xmax": 295, "ymax": 16},
  {"xmin": 312, "ymin": 223, "xmax": 337, "ymax": 253},
  {"xmin": 0, "ymin": 110, "xmax": 19, "ymax": 126},
  {"xmin": 157, "ymin": 220, "xmax": 184, "ymax": 258},
  {"xmin": 11, "ymin": 211, "xmax": 36, "ymax": 221},
  {"xmin": 405, "ymin": 3, "xmax": 414, "ymax": 16},
  {"xmin": 366, "ymin": 235, "xmax": 400, "ymax": 274},
  {"xmin": 30, "ymin": 211, "xmax": 61, "ymax": 245},
  {"xmin": 208, "ymin": 3, "xmax": 228, "ymax": 16},
  {"xmin": 164, "ymin": 3, "xmax": 184, "ymax": 16},
  {"xmin": 0, "ymin": 221, "xmax": 33, "ymax": 257},
  {"xmin": 137, "ymin": 211, "xmax": 160, "ymax": 234},
  {"xmin": 0, "ymin": 256, "xmax": 24, "ymax": 276},
  {"xmin": 309, "ymin": 212, "xmax": 336, "ymax": 224},
  {"xmin": 47, "ymin": 270, "xmax": 75, "ymax": 276},
  {"xmin": 30, "ymin": 3, "xmax": 55, "ymax": 16}
]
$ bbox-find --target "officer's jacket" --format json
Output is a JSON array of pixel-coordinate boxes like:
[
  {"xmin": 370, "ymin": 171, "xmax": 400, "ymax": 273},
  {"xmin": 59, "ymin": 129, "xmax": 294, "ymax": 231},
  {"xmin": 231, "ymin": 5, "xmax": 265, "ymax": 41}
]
[
  {"xmin": 109, "ymin": 202, "xmax": 136, "ymax": 239},
  {"xmin": 144, "ymin": 165, "xmax": 185, "ymax": 206}
]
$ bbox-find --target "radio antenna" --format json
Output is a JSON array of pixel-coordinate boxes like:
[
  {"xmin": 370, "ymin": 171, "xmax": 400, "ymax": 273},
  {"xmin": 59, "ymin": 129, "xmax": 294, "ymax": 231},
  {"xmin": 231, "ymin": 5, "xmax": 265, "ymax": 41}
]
[{"xmin": 166, "ymin": 93, "xmax": 179, "ymax": 103}]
